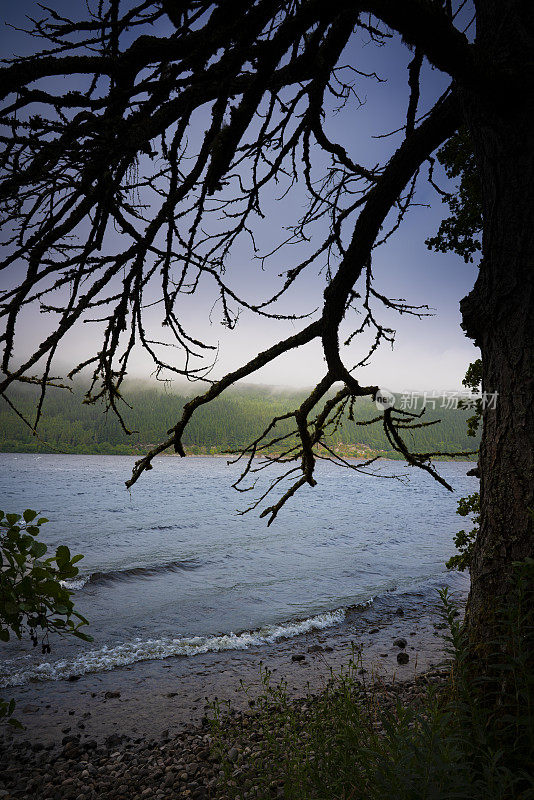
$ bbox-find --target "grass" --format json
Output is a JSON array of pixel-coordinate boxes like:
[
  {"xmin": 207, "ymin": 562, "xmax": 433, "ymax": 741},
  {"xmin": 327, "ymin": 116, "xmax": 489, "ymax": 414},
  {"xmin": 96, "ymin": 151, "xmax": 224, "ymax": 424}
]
[{"xmin": 208, "ymin": 562, "xmax": 534, "ymax": 800}]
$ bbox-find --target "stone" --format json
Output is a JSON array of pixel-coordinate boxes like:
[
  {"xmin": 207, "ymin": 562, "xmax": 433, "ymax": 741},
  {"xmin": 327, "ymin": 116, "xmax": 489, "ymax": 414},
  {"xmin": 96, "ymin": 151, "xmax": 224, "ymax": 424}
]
[
  {"xmin": 84, "ymin": 740, "xmax": 97, "ymax": 751},
  {"xmin": 105, "ymin": 733, "xmax": 123, "ymax": 747},
  {"xmin": 62, "ymin": 745, "xmax": 81, "ymax": 760},
  {"xmin": 397, "ymin": 652, "xmax": 409, "ymax": 665},
  {"xmin": 227, "ymin": 747, "xmax": 238, "ymax": 762}
]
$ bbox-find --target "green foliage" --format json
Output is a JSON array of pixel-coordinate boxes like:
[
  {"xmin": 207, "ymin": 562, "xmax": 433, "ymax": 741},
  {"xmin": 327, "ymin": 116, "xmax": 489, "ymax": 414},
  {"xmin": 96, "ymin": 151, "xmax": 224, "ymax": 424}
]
[
  {"xmin": 426, "ymin": 128, "xmax": 482, "ymax": 264},
  {"xmin": 0, "ymin": 383, "xmax": 480, "ymax": 459},
  {"xmin": 0, "ymin": 510, "xmax": 90, "ymax": 646},
  {"xmin": 208, "ymin": 578, "xmax": 534, "ymax": 800},
  {"xmin": 0, "ymin": 510, "xmax": 92, "ymax": 726},
  {"xmin": 209, "ymin": 654, "xmax": 469, "ymax": 800},
  {"xmin": 425, "ymin": 126, "xmax": 484, "ymax": 573},
  {"xmin": 461, "ymin": 358, "xmax": 483, "ymax": 438},
  {"xmin": 462, "ymin": 360, "xmax": 482, "ymax": 393},
  {"xmin": 447, "ymin": 492, "xmax": 480, "ymax": 572},
  {"xmin": 448, "ymin": 360, "xmax": 482, "ymax": 571}
]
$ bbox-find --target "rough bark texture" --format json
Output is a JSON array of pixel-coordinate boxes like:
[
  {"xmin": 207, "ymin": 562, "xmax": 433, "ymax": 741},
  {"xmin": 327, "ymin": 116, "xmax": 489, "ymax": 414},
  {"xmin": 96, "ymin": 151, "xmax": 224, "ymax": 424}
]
[{"xmin": 461, "ymin": 0, "xmax": 534, "ymax": 647}]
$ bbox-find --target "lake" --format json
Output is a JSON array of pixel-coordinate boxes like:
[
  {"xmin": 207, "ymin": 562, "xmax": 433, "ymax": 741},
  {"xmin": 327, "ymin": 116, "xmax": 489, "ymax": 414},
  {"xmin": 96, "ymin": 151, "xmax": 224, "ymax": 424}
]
[{"xmin": 0, "ymin": 454, "xmax": 475, "ymax": 687}]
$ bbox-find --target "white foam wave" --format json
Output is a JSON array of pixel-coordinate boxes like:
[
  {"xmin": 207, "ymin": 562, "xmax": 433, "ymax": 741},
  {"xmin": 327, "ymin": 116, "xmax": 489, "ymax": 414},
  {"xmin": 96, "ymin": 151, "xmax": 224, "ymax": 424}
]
[
  {"xmin": 0, "ymin": 608, "xmax": 348, "ymax": 688},
  {"xmin": 60, "ymin": 576, "xmax": 89, "ymax": 590}
]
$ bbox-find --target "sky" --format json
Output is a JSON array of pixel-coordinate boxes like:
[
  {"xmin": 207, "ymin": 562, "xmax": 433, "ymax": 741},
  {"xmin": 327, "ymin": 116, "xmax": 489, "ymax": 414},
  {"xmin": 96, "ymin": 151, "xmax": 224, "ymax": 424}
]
[{"xmin": 0, "ymin": 3, "xmax": 480, "ymax": 393}]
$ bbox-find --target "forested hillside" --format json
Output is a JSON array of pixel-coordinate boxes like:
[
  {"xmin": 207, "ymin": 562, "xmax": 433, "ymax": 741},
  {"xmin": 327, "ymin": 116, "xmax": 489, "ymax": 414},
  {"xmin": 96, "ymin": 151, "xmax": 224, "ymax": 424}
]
[{"xmin": 0, "ymin": 383, "xmax": 479, "ymax": 459}]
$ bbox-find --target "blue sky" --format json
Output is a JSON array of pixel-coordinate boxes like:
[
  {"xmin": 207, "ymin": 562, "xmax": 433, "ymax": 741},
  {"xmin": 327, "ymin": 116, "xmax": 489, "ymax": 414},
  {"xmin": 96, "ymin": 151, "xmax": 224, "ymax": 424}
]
[{"xmin": 1, "ymin": 3, "xmax": 480, "ymax": 391}]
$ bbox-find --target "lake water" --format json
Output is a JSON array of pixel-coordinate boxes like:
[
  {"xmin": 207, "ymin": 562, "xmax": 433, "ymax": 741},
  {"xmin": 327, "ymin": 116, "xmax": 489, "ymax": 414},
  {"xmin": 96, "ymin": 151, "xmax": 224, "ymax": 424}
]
[{"xmin": 0, "ymin": 454, "xmax": 475, "ymax": 687}]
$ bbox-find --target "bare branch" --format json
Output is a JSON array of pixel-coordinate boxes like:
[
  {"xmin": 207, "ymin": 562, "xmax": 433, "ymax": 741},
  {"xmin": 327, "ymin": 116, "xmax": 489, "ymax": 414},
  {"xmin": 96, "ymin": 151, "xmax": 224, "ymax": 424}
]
[{"xmin": 0, "ymin": 1, "xmax": 473, "ymax": 521}]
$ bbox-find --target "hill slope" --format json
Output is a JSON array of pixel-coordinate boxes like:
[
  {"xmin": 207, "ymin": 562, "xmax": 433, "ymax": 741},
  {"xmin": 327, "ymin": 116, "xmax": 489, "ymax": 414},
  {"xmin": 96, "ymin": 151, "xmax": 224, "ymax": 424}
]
[{"xmin": 0, "ymin": 384, "xmax": 479, "ymax": 459}]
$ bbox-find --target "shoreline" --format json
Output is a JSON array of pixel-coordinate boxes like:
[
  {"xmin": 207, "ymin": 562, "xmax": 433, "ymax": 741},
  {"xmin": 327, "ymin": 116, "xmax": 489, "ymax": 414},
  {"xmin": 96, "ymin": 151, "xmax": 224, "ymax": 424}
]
[
  {"xmin": 0, "ymin": 450, "xmax": 477, "ymax": 462},
  {"xmin": 1, "ymin": 587, "xmax": 464, "ymax": 751}
]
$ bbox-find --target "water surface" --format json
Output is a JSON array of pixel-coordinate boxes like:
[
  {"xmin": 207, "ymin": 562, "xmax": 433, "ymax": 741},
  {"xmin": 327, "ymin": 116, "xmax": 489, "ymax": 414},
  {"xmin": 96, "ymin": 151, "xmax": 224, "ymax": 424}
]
[{"xmin": 0, "ymin": 454, "xmax": 475, "ymax": 685}]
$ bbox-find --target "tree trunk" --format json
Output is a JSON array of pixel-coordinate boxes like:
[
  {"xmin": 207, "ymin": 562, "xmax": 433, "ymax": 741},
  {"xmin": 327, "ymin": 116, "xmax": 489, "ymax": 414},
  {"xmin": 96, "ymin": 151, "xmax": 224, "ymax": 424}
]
[{"xmin": 460, "ymin": 1, "xmax": 534, "ymax": 650}]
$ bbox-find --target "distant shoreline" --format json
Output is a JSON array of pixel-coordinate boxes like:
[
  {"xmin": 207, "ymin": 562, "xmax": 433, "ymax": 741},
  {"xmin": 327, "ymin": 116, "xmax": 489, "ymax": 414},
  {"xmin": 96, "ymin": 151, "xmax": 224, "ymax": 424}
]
[{"xmin": 0, "ymin": 449, "xmax": 477, "ymax": 462}]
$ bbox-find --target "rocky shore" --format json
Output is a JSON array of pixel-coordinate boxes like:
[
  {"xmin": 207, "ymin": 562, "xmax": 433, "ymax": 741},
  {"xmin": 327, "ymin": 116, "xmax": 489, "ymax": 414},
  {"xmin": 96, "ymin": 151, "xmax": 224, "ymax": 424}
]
[{"xmin": 0, "ymin": 664, "xmax": 449, "ymax": 800}]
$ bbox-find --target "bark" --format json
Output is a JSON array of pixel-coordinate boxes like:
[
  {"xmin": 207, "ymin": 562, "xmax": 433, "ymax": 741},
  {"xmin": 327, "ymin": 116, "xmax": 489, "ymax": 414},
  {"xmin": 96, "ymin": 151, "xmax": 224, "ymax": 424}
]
[{"xmin": 461, "ymin": 0, "xmax": 534, "ymax": 649}]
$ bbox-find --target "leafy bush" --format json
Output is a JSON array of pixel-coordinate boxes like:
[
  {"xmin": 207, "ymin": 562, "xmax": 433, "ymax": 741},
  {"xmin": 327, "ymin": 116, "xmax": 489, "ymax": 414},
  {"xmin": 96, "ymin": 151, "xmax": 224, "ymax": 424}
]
[{"xmin": 0, "ymin": 510, "xmax": 92, "ymax": 725}]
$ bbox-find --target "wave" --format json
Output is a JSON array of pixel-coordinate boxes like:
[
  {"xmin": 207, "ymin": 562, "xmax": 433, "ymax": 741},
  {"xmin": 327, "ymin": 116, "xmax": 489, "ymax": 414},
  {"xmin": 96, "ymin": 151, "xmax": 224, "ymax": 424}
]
[
  {"xmin": 61, "ymin": 558, "xmax": 203, "ymax": 591},
  {"xmin": 148, "ymin": 524, "xmax": 199, "ymax": 531},
  {"xmin": 0, "ymin": 603, "xmax": 372, "ymax": 687}
]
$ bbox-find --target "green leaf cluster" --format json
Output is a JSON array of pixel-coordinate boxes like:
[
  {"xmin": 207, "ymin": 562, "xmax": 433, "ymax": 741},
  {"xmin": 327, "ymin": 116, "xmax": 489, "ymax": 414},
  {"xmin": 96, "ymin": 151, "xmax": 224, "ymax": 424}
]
[
  {"xmin": 0, "ymin": 509, "xmax": 90, "ymax": 646},
  {"xmin": 425, "ymin": 128, "xmax": 482, "ymax": 264},
  {"xmin": 426, "ymin": 128, "xmax": 483, "ymax": 572},
  {"xmin": 460, "ymin": 358, "xmax": 483, "ymax": 437},
  {"xmin": 447, "ymin": 492, "xmax": 481, "ymax": 572},
  {"xmin": 449, "ymin": 361, "xmax": 482, "ymax": 571},
  {"xmin": 0, "ymin": 510, "xmax": 92, "ymax": 726}
]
